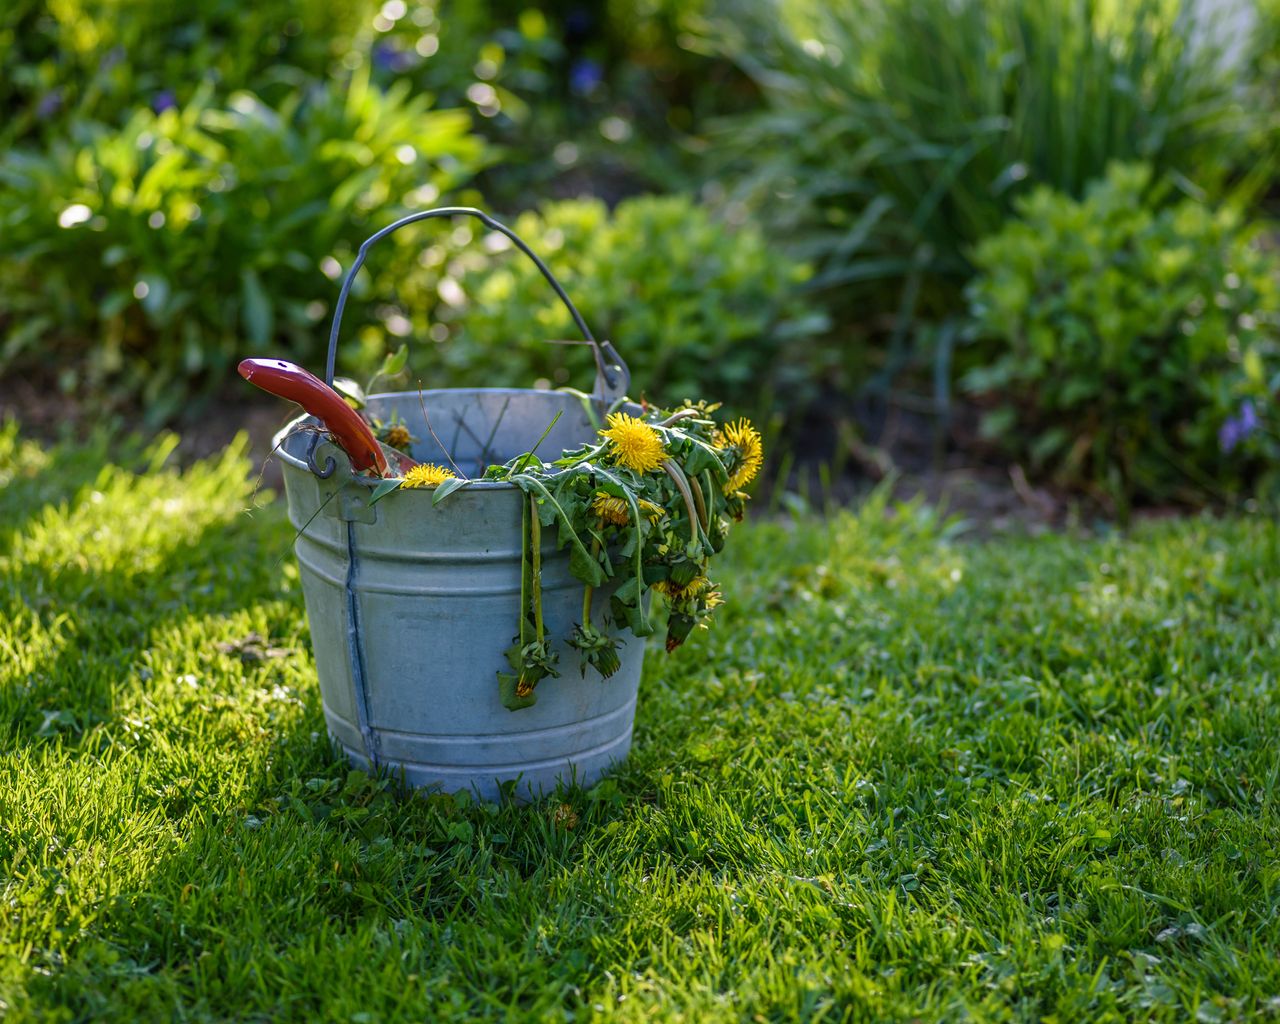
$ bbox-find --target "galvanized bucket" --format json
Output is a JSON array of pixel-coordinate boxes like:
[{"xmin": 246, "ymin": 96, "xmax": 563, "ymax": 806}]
[{"xmin": 274, "ymin": 207, "xmax": 640, "ymax": 801}]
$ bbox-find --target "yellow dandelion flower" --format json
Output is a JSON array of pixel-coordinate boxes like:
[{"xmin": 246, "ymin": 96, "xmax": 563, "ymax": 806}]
[
  {"xmin": 599, "ymin": 413, "xmax": 666, "ymax": 474},
  {"xmin": 640, "ymin": 499, "xmax": 666, "ymax": 521},
  {"xmin": 651, "ymin": 575, "xmax": 711, "ymax": 601},
  {"xmin": 386, "ymin": 424, "xmax": 411, "ymax": 448},
  {"xmin": 400, "ymin": 463, "xmax": 455, "ymax": 488},
  {"xmin": 722, "ymin": 419, "xmax": 763, "ymax": 492},
  {"xmin": 590, "ymin": 492, "xmax": 666, "ymax": 527},
  {"xmin": 591, "ymin": 492, "xmax": 629, "ymax": 526}
]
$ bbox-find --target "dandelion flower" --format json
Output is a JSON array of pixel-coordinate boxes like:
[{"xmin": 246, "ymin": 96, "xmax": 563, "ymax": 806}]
[
  {"xmin": 591, "ymin": 491, "xmax": 665, "ymax": 526},
  {"xmin": 640, "ymin": 498, "xmax": 666, "ymax": 521},
  {"xmin": 386, "ymin": 424, "xmax": 411, "ymax": 449},
  {"xmin": 722, "ymin": 419, "xmax": 763, "ymax": 492},
  {"xmin": 591, "ymin": 492, "xmax": 629, "ymax": 526},
  {"xmin": 400, "ymin": 463, "xmax": 455, "ymax": 488},
  {"xmin": 651, "ymin": 575, "xmax": 711, "ymax": 601},
  {"xmin": 600, "ymin": 413, "xmax": 666, "ymax": 474}
]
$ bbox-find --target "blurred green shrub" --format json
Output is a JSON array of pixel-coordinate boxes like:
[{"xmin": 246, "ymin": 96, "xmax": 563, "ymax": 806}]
[
  {"xmin": 0, "ymin": 71, "xmax": 487, "ymax": 421},
  {"xmin": 0, "ymin": 0, "xmax": 761, "ymax": 423},
  {"xmin": 1253, "ymin": 0, "xmax": 1280, "ymax": 140},
  {"xmin": 964, "ymin": 163, "xmax": 1280, "ymax": 510},
  {"xmin": 0, "ymin": 0, "xmax": 375, "ymax": 144},
  {"xmin": 2, "ymin": 0, "xmax": 749, "ymax": 188},
  {"xmin": 361, "ymin": 0, "xmax": 756, "ymax": 204},
  {"xmin": 401, "ymin": 195, "xmax": 826, "ymax": 409},
  {"xmin": 716, "ymin": 0, "xmax": 1268, "ymax": 358}
]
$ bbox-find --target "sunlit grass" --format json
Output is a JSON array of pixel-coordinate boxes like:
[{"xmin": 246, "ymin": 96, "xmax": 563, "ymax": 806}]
[{"xmin": 2, "ymin": 423, "xmax": 1279, "ymax": 1021}]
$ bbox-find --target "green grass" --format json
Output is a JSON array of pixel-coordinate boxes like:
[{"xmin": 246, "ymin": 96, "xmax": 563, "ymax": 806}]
[{"xmin": 3, "ymin": 423, "xmax": 1279, "ymax": 1022}]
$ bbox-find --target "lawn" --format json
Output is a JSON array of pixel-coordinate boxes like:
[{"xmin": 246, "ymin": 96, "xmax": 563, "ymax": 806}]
[{"xmin": 3, "ymin": 424, "xmax": 1279, "ymax": 1022}]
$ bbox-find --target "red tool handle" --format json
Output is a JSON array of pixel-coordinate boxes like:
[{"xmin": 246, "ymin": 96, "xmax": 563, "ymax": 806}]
[{"xmin": 238, "ymin": 358, "xmax": 390, "ymax": 477}]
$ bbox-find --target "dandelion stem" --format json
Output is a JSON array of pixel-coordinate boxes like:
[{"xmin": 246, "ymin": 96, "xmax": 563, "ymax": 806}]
[
  {"xmin": 658, "ymin": 409, "xmax": 700, "ymax": 427},
  {"xmin": 519, "ymin": 497, "xmax": 531, "ymax": 649},
  {"xmin": 417, "ymin": 382, "xmax": 466, "ymax": 479},
  {"xmin": 662, "ymin": 458, "xmax": 702, "ymax": 548},
  {"xmin": 515, "ymin": 410, "xmax": 563, "ymax": 474},
  {"xmin": 530, "ymin": 494, "xmax": 544, "ymax": 643},
  {"xmin": 581, "ymin": 524, "xmax": 602, "ymax": 625},
  {"xmin": 687, "ymin": 472, "xmax": 709, "ymax": 534}
]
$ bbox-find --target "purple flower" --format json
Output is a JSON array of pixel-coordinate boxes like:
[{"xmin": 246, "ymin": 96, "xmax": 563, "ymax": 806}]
[
  {"xmin": 373, "ymin": 41, "xmax": 396, "ymax": 71},
  {"xmin": 373, "ymin": 41, "xmax": 417, "ymax": 73},
  {"xmin": 1219, "ymin": 399, "xmax": 1260, "ymax": 454},
  {"xmin": 152, "ymin": 89, "xmax": 177, "ymax": 114},
  {"xmin": 1239, "ymin": 399, "xmax": 1260, "ymax": 433},
  {"xmin": 569, "ymin": 58, "xmax": 603, "ymax": 96},
  {"xmin": 1220, "ymin": 420, "xmax": 1241, "ymax": 453},
  {"xmin": 36, "ymin": 88, "xmax": 63, "ymax": 119}
]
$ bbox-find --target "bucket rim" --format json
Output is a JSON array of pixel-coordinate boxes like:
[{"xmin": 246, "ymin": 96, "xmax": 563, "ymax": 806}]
[{"xmin": 272, "ymin": 387, "xmax": 604, "ymax": 492}]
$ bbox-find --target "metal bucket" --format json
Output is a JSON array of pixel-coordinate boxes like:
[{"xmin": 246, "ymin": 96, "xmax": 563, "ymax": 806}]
[{"xmin": 274, "ymin": 207, "xmax": 640, "ymax": 800}]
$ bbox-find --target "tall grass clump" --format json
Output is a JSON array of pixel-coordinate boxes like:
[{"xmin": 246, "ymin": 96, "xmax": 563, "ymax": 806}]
[{"xmin": 718, "ymin": 0, "xmax": 1267, "ymax": 373}]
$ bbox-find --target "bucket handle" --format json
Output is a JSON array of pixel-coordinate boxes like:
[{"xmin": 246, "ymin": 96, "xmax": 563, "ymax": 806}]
[{"xmin": 324, "ymin": 206, "xmax": 630, "ymax": 402}]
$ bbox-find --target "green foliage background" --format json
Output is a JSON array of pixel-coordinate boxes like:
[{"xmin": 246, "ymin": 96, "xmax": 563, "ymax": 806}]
[
  {"xmin": 965, "ymin": 163, "xmax": 1280, "ymax": 508},
  {"xmin": 2, "ymin": 0, "xmax": 1280, "ymax": 504},
  {"xmin": 419, "ymin": 196, "xmax": 826, "ymax": 406}
]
